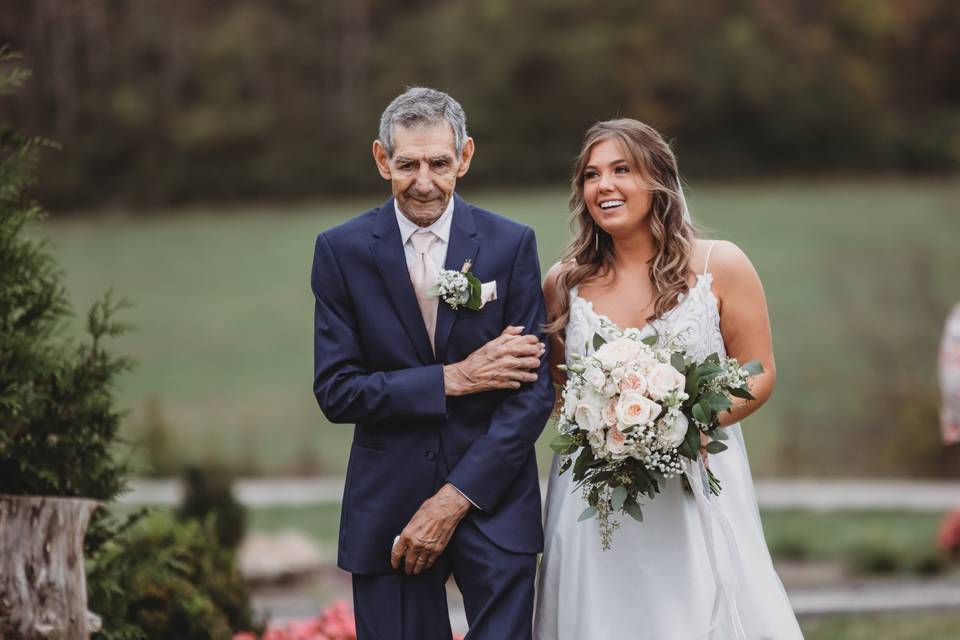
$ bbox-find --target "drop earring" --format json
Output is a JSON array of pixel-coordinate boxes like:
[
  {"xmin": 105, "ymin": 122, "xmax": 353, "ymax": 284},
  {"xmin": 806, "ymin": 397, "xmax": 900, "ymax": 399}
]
[{"xmin": 594, "ymin": 227, "xmax": 599, "ymax": 252}]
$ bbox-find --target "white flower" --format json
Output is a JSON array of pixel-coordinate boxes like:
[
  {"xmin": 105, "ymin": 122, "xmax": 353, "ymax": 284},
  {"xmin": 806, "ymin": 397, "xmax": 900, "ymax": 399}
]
[
  {"xmin": 574, "ymin": 387, "xmax": 607, "ymax": 431},
  {"xmin": 587, "ymin": 428, "xmax": 606, "ymax": 453},
  {"xmin": 606, "ymin": 426, "xmax": 628, "ymax": 458},
  {"xmin": 601, "ymin": 397, "xmax": 618, "ymax": 426},
  {"xmin": 593, "ymin": 338, "xmax": 642, "ymax": 370},
  {"xmin": 562, "ymin": 385, "xmax": 580, "ymax": 421},
  {"xmin": 616, "ymin": 390, "xmax": 661, "ymax": 427},
  {"xmin": 659, "ymin": 412, "xmax": 689, "ymax": 448},
  {"xmin": 583, "ymin": 364, "xmax": 606, "ymax": 392},
  {"xmin": 617, "ymin": 369, "xmax": 648, "ymax": 395},
  {"xmin": 647, "ymin": 363, "xmax": 686, "ymax": 400}
]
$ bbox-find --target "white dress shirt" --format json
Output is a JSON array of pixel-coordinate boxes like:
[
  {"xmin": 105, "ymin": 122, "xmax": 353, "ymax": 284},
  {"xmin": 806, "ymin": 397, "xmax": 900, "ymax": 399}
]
[
  {"xmin": 394, "ymin": 196, "xmax": 481, "ymax": 510},
  {"xmin": 394, "ymin": 197, "xmax": 454, "ymax": 272}
]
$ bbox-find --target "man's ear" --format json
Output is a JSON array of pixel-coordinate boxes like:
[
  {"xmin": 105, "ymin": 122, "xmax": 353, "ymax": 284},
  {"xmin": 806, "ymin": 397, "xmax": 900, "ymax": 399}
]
[
  {"xmin": 372, "ymin": 140, "xmax": 392, "ymax": 180},
  {"xmin": 456, "ymin": 137, "xmax": 475, "ymax": 178}
]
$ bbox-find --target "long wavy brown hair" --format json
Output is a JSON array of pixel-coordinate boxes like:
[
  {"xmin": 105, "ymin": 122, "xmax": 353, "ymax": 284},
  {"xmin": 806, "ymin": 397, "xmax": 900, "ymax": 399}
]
[{"xmin": 546, "ymin": 119, "xmax": 696, "ymax": 338}]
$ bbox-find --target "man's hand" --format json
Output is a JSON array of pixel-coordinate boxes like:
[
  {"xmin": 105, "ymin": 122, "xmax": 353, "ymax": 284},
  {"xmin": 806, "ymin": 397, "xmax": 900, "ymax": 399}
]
[
  {"xmin": 391, "ymin": 483, "xmax": 471, "ymax": 575},
  {"xmin": 444, "ymin": 326, "xmax": 545, "ymax": 396}
]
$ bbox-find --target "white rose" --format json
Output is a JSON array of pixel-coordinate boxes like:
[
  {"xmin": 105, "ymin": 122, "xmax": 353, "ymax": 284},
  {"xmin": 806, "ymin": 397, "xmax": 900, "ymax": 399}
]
[
  {"xmin": 562, "ymin": 385, "xmax": 581, "ymax": 421},
  {"xmin": 587, "ymin": 428, "xmax": 607, "ymax": 454},
  {"xmin": 575, "ymin": 401, "xmax": 603, "ymax": 432},
  {"xmin": 659, "ymin": 412, "xmax": 689, "ymax": 448},
  {"xmin": 617, "ymin": 369, "xmax": 648, "ymax": 395},
  {"xmin": 647, "ymin": 363, "xmax": 686, "ymax": 400},
  {"xmin": 606, "ymin": 426, "xmax": 628, "ymax": 457},
  {"xmin": 594, "ymin": 338, "xmax": 641, "ymax": 370},
  {"xmin": 616, "ymin": 390, "xmax": 661, "ymax": 427},
  {"xmin": 583, "ymin": 364, "xmax": 606, "ymax": 393},
  {"xmin": 601, "ymin": 396, "xmax": 618, "ymax": 426}
]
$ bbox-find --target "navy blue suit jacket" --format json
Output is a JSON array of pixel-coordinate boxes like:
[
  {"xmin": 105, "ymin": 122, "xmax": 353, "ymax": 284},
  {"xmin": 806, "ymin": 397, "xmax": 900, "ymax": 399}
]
[{"xmin": 312, "ymin": 194, "xmax": 555, "ymax": 575}]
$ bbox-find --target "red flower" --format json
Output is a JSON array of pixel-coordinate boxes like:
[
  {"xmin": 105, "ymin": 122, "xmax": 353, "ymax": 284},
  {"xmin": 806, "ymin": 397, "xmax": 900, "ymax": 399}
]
[
  {"xmin": 936, "ymin": 509, "xmax": 960, "ymax": 557},
  {"xmin": 234, "ymin": 600, "xmax": 465, "ymax": 640}
]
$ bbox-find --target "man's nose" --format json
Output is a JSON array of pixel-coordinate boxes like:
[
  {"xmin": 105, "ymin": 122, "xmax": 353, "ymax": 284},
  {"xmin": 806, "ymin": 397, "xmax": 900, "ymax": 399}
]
[{"xmin": 414, "ymin": 171, "xmax": 434, "ymax": 194}]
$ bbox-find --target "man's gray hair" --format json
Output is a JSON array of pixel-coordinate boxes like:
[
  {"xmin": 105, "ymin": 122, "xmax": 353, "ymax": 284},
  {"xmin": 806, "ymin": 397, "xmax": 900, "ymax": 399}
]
[{"xmin": 378, "ymin": 87, "xmax": 468, "ymax": 157}]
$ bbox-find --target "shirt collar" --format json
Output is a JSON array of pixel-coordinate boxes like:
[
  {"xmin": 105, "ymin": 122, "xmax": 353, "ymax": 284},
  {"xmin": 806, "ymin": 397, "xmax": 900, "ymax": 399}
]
[{"xmin": 394, "ymin": 196, "xmax": 455, "ymax": 246}]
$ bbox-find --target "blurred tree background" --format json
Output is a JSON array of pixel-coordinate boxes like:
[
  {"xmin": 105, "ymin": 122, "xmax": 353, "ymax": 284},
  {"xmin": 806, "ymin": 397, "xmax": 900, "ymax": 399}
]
[{"xmin": 1, "ymin": 0, "xmax": 958, "ymax": 209}]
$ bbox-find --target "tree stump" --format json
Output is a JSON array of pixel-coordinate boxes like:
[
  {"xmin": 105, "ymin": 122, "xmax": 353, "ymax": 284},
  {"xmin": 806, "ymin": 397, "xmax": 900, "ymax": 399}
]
[{"xmin": 0, "ymin": 495, "xmax": 101, "ymax": 639}]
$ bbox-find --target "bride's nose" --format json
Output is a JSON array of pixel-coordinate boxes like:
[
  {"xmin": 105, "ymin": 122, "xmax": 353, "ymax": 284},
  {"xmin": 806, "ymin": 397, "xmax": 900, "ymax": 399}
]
[{"xmin": 598, "ymin": 173, "xmax": 615, "ymax": 192}]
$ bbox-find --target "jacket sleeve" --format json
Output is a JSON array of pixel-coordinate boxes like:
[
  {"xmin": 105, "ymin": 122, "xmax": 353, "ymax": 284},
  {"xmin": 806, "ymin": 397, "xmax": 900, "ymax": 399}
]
[
  {"xmin": 445, "ymin": 227, "xmax": 555, "ymax": 511},
  {"xmin": 312, "ymin": 233, "xmax": 447, "ymax": 424}
]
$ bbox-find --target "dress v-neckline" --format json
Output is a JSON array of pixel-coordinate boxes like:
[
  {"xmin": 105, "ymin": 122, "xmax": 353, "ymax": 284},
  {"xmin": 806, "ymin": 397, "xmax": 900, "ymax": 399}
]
[{"xmin": 573, "ymin": 273, "xmax": 713, "ymax": 334}]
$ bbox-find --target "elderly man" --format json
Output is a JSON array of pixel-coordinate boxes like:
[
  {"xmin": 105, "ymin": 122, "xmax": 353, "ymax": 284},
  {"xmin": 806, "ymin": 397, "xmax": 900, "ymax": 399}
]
[{"xmin": 311, "ymin": 87, "xmax": 554, "ymax": 639}]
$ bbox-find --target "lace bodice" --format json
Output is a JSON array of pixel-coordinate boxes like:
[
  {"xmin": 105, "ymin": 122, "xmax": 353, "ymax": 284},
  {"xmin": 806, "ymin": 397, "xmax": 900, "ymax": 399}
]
[{"xmin": 565, "ymin": 273, "xmax": 726, "ymax": 365}]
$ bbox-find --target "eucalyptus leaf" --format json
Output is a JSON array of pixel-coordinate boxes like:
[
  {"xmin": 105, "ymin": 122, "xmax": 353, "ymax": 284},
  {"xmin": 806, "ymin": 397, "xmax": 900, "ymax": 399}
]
[
  {"xmin": 685, "ymin": 368, "xmax": 700, "ymax": 397},
  {"xmin": 641, "ymin": 334, "xmax": 658, "ymax": 346},
  {"xmin": 692, "ymin": 402, "xmax": 709, "ymax": 425},
  {"xmin": 705, "ymin": 440, "xmax": 728, "ymax": 454},
  {"xmin": 578, "ymin": 506, "xmax": 598, "ymax": 522},
  {"xmin": 671, "ymin": 352, "xmax": 687, "ymax": 373},
  {"xmin": 730, "ymin": 387, "xmax": 756, "ymax": 401},
  {"xmin": 611, "ymin": 485, "xmax": 628, "ymax": 512},
  {"xmin": 704, "ymin": 353, "xmax": 721, "ymax": 365},
  {"xmin": 705, "ymin": 393, "xmax": 731, "ymax": 413},
  {"xmin": 742, "ymin": 359, "xmax": 764, "ymax": 376},
  {"xmin": 592, "ymin": 333, "xmax": 607, "ymax": 351},
  {"xmin": 712, "ymin": 427, "xmax": 729, "ymax": 441},
  {"xmin": 550, "ymin": 434, "xmax": 579, "ymax": 455},
  {"xmin": 623, "ymin": 501, "xmax": 644, "ymax": 522}
]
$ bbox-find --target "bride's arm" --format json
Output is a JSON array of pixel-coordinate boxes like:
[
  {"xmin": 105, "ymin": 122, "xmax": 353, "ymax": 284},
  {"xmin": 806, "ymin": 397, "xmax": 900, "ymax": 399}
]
[
  {"xmin": 543, "ymin": 262, "xmax": 569, "ymax": 416},
  {"xmin": 707, "ymin": 241, "xmax": 776, "ymax": 427}
]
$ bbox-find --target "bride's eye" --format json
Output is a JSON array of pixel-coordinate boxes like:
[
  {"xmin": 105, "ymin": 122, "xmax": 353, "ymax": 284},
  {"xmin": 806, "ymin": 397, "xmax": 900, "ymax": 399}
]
[
  {"xmin": 583, "ymin": 169, "xmax": 599, "ymax": 180},
  {"xmin": 614, "ymin": 165, "xmax": 630, "ymax": 174}
]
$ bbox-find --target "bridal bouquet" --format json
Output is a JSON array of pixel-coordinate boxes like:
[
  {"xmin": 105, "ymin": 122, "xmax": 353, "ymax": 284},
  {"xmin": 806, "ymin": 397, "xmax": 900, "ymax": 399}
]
[{"xmin": 551, "ymin": 330, "xmax": 762, "ymax": 549}]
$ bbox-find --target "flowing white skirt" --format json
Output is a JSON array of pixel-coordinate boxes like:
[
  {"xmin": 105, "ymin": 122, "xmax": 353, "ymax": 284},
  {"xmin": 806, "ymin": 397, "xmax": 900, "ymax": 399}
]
[{"xmin": 534, "ymin": 424, "xmax": 803, "ymax": 640}]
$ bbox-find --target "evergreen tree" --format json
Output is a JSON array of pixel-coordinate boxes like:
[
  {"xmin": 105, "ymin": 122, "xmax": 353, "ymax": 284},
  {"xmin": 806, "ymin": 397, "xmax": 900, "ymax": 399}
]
[{"xmin": 0, "ymin": 46, "xmax": 132, "ymax": 502}]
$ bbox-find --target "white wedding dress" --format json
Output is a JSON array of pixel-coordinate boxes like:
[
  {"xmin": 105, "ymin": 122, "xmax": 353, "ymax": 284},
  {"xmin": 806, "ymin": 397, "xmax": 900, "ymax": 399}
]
[{"xmin": 534, "ymin": 265, "xmax": 803, "ymax": 640}]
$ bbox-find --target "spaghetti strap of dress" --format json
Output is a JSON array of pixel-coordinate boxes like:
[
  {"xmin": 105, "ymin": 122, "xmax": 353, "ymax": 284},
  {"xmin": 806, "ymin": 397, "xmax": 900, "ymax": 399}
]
[{"xmin": 703, "ymin": 241, "xmax": 718, "ymax": 276}]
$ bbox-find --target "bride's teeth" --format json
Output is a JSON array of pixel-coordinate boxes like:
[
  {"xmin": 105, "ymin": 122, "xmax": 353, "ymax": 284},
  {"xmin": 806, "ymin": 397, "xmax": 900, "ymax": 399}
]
[{"xmin": 600, "ymin": 201, "xmax": 624, "ymax": 209}]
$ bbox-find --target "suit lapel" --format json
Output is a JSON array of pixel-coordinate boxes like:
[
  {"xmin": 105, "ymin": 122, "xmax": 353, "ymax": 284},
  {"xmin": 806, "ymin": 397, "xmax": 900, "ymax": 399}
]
[
  {"xmin": 369, "ymin": 199, "xmax": 435, "ymax": 365},
  {"xmin": 434, "ymin": 195, "xmax": 480, "ymax": 360}
]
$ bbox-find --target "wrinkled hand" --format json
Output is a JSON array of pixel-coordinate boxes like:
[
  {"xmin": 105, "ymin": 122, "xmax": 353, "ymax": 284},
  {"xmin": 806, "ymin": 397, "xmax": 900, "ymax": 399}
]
[
  {"xmin": 444, "ymin": 326, "xmax": 545, "ymax": 396},
  {"xmin": 391, "ymin": 484, "xmax": 471, "ymax": 575}
]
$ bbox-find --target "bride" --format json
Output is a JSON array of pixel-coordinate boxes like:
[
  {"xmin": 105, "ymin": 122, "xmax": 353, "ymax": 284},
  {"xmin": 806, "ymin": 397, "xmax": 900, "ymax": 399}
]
[{"xmin": 534, "ymin": 119, "xmax": 803, "ymax": 639}]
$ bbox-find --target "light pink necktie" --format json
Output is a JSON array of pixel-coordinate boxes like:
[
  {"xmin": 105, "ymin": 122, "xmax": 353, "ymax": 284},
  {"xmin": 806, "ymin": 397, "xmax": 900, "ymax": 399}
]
[{"xmin": 409, "ymin": 231, "xmax": 439, "ymax": 352}]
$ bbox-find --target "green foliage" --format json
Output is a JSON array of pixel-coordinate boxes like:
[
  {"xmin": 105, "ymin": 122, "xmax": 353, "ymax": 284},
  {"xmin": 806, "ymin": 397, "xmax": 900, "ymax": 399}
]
[
  {"xmin": 0, "ymin": 55, "xmax": 257, "ymax": 639},
  {"xmin": 88, "ymin": 512, "xmax": 258, "ymax": 640},
  {"xmin": 0, "ymin": 47, "xmax": 131, "ymax": 502},
  {"xmin": 177, "ymin": 466, "xmax": 248, "ymax": 551}
]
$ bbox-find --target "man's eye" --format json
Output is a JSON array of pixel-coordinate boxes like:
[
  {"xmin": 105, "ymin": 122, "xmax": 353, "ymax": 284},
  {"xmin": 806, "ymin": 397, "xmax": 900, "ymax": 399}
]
[
  {"xmin": 431, "ymin": 160, "xmax": 450, "ymax": 169},
  {"xmin": 398, "ymin": 163, "xmax": 414, "ymax": 171}
]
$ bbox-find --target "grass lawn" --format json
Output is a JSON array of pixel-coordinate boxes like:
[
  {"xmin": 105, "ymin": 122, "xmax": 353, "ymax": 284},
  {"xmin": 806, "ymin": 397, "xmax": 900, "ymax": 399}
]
[
  {"xmin": 240, "ymin": 504, "xmax": 949, "ymax": 571},
  {"xmin": 801, "ymin": 610, "xmax": 960, "ymax": 640},
  {"xmin": 40, "ymin": 178, "xmax": 960, "ymax": 476}
]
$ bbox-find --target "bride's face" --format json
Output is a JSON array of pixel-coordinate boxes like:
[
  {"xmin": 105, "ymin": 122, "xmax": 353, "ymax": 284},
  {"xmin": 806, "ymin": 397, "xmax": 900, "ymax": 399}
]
[{"xmin": 582, "ymin": 139, "xmax": 653, "ymax": 238}]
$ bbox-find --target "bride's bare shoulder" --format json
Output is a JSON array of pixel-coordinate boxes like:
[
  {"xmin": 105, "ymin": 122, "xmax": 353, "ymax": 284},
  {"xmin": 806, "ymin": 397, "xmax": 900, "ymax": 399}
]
[{"xmin": 691, "ymin": 239, "xmax": 762, "ymax": 293}]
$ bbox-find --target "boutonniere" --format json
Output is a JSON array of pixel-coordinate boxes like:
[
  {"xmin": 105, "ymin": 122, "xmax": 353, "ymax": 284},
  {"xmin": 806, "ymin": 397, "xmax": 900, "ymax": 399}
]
[{"xmin": 429, "ymin": 260, "xmax": 497, "ymax": 311}]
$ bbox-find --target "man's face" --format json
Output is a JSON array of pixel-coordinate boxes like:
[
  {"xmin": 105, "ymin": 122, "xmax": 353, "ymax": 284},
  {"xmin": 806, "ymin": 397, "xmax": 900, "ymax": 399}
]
[{"xmin": 373, "ymin": 123, "xmax": 474, "ymax": 227}]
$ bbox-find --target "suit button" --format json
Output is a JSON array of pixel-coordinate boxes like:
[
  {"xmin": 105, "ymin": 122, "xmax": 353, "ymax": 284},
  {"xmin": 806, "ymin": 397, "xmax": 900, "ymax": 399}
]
[{"xmin": 425, "ymin": 449, "xmax": 436, "ymax": 461}]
